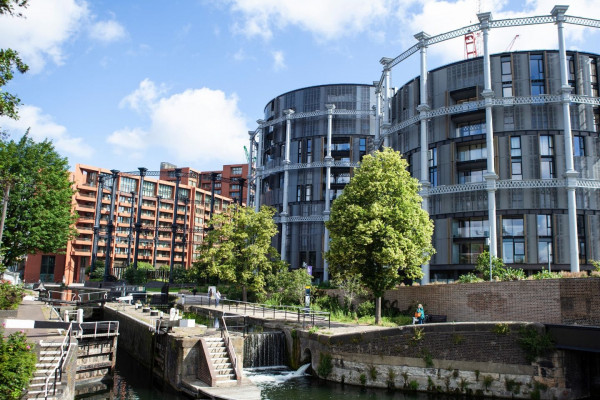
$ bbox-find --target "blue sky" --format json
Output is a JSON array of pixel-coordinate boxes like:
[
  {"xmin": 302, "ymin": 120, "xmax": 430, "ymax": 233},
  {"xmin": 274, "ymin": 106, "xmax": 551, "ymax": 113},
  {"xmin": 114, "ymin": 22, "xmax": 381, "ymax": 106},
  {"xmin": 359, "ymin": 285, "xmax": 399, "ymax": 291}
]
[{"xmin": 1, "ymin": 0, "xmax": 599, "ymax": 173}]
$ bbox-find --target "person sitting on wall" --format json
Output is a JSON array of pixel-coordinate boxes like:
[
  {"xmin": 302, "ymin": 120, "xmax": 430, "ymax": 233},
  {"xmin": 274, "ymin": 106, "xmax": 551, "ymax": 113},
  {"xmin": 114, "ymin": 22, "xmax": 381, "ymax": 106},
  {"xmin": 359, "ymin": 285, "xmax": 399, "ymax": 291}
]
[
  {"xmin": 215, "ymin": 289, "xmax": 221, "ymax": 307},
  {"xmin": 413, "ymin": 303, "xmax": 425, "ymax": 325}
]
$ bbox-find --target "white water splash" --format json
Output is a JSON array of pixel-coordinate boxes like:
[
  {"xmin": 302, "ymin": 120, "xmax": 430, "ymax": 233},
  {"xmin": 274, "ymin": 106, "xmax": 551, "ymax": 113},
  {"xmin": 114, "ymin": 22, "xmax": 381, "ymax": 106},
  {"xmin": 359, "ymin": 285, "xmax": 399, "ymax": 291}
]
[{"xmin": 245, "ymin": 364, "xmax": 311, "ymax": 385}]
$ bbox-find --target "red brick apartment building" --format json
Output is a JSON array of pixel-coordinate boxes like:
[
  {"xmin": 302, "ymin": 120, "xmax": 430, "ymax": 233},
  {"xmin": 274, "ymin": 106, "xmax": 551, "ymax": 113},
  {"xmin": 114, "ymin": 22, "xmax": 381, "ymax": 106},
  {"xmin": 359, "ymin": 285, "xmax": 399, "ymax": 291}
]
[
  {"xmin": 24, "ymin": 164, "xmax": 236, "ymax": 285},
  {"xmin": 197, "ymin": 164, "xmax": 249, "ymax": 201}
]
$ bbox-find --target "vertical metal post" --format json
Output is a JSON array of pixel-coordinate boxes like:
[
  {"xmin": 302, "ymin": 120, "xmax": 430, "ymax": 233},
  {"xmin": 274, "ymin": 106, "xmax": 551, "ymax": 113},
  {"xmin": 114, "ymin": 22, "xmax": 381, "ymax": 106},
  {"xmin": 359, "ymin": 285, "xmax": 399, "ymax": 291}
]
[
  {"xmin": 255, "ymin": 121, "xmax": 265, "ymax": 212},
  {"xmin": 280, "ymin": 109, "xmax": 294, "ymax": 262},
  {"xmin": 0, "ymin": 181, "xmax": 11, "ymax": 248},
  {"xmin": 415, "ymin": 31, "xmax": 431, "ymax": 285},
  {"xmin": 153, "ymin": 196, "xmax": 161, "ymax": 267},
  {"xmin": 90, "ymin": 175, "xmax": 105, "ymax": 273},
  {"xmin": 247, "ymin": 132, "xmax": 254, "ymax": 207},
  {"xmin": 209, "ymin": 172, "xmax": 217, "ymax": 218},
  {"xmin": 104, "ymin": 170, "xmax": 119, "ymax": 281},
  {"xmin": 238, "ymin": 178, "xmax": 245, "ymax": 207},
  {"xmin": 323, "ymin": 104, "xmax": 335, "ymax": 282},
  {"xmin": 169, "ymin": 168, "xmax": 182, "ymax": 283},
  {"xmin": 133, "ymin": 168, "xmax": 148, "ymax": 269},
  {"xmin": 126, "ymin": 191, "xmax": 135, "ymax": 266},
  {"xmin": 478, "ymin": 12, "xmax": 498, "ymax": 259},
  {"xmin": 552, "ymin": 5, "xmax": 579, "ymax": 272},
  {"xmin": 181, "ymin": 197, "xmax": 189, "ymax": 269}
]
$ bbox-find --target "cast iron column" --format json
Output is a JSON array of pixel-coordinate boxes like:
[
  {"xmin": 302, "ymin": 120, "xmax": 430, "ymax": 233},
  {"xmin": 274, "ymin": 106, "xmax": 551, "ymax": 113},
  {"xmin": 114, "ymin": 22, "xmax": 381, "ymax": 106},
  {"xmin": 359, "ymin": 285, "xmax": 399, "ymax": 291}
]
[
  {"xmin": 132, "ymin": 167, "xmax": 147, "ymax": 269},
  {"xmin": 552, "ymin": 5, "xmax": 579, "ymax": 272},
  {"xmin": 103, "ymin": 170, "xmax": 119, "ymax": 281},
  {"xmin": 126, "ymin": 191, "xmax": 135, "ymax": 266},
  {"xmin": 280, "ymin": 109, "xmax": 294, "ymax": 262},
  {"xmin": 181, "ymin": 197, "xmax": 189, "ymax": 269},
  {"xmin": 255, "ymin": 121, "xmax": 265, "ymax": 212},
  {"xmin": 153, "ymin": 196, "xmax": 161, "ymax": 267},
  {"xmin": 238, "ymin": 177, "xmax": 245, "ymax": 207},
  {"xmin": 323, "ymin": 104, "xmax": 335, "ymax": 282},
  {"xmin": 90, "ymin": 174, "xmax": 105, "ymax": 273},
  {"xmin": 169, "ymin": 168, "xmax": 182, "ymax": 284}
]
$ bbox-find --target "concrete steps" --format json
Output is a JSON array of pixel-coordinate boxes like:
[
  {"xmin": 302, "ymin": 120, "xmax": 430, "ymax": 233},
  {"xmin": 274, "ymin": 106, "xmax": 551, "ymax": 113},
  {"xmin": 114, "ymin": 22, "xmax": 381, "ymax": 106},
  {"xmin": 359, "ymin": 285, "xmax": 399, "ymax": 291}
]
[
  {"xmin": 23, "ymin": 341, "xmax": 64, "ymax": 400},
  {"xmin": 204, "ymin": 337, "xmax": 236, "ymax": 385}
]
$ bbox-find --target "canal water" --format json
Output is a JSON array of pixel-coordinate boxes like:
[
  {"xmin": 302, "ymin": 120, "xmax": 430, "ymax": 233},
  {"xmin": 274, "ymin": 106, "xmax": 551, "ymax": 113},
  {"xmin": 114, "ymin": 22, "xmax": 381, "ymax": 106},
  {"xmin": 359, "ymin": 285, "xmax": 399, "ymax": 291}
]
[{"xmin": 79, "ymin": 352, "xmax": 465, "ymax": 400}]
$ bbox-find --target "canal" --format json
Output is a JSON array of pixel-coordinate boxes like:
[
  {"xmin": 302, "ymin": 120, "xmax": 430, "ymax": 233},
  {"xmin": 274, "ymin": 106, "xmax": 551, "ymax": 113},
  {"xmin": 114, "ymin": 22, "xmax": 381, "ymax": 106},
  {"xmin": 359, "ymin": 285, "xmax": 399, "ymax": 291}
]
[{"xmin": 77, "ymin": 351, "xmax": 467, "ymax": 400}]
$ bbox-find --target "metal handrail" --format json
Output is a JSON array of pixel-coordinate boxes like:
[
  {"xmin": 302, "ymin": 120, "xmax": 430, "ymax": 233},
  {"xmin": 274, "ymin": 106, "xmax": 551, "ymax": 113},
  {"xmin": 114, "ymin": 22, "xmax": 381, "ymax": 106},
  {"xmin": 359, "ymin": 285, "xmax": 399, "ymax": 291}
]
[
  {"xmin": 77, "ymin": 291, "xmax": 108, "ymax": 302},
  {"xmin": 76, "ymin": 321, "xmax": 120, "ymax": 339},
  {"xmin": 43, "ymin": 322, "xmax": 76, "ymax": 399},
  {"xmin": 185, "ymin": 295, "xmax": 331, "ymax": 328},
  {"xmin": 220, "ymin": 315, "xmax": 239, "ymax": 380}
]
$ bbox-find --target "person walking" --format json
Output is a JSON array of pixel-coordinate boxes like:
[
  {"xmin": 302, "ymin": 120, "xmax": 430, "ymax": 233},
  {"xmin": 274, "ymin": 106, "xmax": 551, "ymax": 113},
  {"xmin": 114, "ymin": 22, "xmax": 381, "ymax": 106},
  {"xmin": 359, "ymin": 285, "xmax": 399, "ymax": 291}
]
[{"xmin": 215, "ymin": 289, "xmax": 221, "ymax": 307}]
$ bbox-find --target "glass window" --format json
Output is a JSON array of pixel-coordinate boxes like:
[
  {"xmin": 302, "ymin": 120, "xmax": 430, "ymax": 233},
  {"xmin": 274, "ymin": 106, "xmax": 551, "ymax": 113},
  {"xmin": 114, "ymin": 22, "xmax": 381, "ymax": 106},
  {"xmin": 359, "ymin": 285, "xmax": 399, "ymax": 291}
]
[
  {"xmin": 453, "ymin": 218, "xmax": 489, "ymax": 238},
  {"xmin": 231, "ymin": 167, "xmax": 242, "ymax": 175},
  {"xmin": 143, "ymin": 181, "xmax": 156, "ymax": 197},
  {"xmin": 511, "ymin": 162, "xmax": 522, "ymax": 180},
  {"xmin": 158, "ymin": 184, "xmax": 173, "ymax": 199},
  {"xmin": 502, "ymin": 84, "xmax": 513, "ymax": 97},
  {"xmin": 537, "ymin": 215, "xmax": 552, "ymax": 236},
  {"xmin": 511, "ymin": 137, "xmax": 522, "ymax": 180},
  {"xmin": 501, "ymin": 56, "xmax": 512, "ymax": 82},
  {"xmin": 503, "ymin": 217, "xmax": 524, "ymax": 236},
  {"xmin": 428, "ymin": 148, "xmax": 437, "ymax": 187},
  {"xmin": 540, "ymin": 135, "xmax": 555, "ymax": 179},
  {"xmin": 297, "ymin": 140, "xmax": 303, "ymax": 163},
  {"xmin": 296, "ymin": 185, "xmax": 302, "ymax": 202},
  {"xmin": 530, "ymin": 54, "xmax": 545, "ymax": 80},
  {"xmin": 457, "ymin": 143, "xmax": 486, "ymax": 161},
  {"xmin": 120, "ymin": 177, "xmax": 136, "ymax": 193},
  {"xmin": 458, "ymin": 169, "xmax": 484, "ymax": 184},
  {"xmin": 306, "ymin": 184, "xmax": 312, "ymax": 201},
  {"xmin": 503, "ymin": 238, "xmax": 525, "ymax": 263},
  {"xmin": 510, "ymin": 137, "xmax": 521, "ymax": 157},
  {"xmin": 40, "ymin": 255, "xmax": 56, "ymax": 282},
  {"xmin": 573, "ymin": 135, "xmax": 585, "ymax": 157},
  {"xmin": 531, "ymin": 81, "xmax": 545, "ymax": 96},
  {"xmin": 306, "ymin": 139, "xmax": 312, "ymax": 163},
  {"xmin": 591, "ymin": 58, "xmax": 598, "ymax": 97}
]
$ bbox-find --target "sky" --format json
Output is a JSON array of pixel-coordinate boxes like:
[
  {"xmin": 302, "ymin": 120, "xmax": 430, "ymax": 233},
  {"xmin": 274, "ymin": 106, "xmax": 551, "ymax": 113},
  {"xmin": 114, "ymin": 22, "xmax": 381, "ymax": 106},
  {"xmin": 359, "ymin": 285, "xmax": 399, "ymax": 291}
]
[{"xmin": 1, "ymin": 0, "xmax": 599, "ymax": 174}]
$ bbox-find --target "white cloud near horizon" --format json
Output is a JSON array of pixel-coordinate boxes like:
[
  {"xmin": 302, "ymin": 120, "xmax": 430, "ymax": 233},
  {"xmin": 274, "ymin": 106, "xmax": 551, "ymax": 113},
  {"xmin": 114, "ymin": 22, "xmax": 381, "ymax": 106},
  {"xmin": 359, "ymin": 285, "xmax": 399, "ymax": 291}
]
[
  {"xmin": 0, "ymin": 105, "xmax": 94, "ymax": 159},
  {"xmin": 112, "ymin": 80, "xmax": 248, "ymax": 167}
]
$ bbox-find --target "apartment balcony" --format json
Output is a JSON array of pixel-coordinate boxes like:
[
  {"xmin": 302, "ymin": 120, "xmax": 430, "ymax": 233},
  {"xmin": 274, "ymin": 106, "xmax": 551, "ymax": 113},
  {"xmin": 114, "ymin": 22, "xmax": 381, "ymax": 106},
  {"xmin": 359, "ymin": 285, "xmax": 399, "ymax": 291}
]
[{"xmin": 75, "ymin": 191, "xmax": 96, "ymax": 201}]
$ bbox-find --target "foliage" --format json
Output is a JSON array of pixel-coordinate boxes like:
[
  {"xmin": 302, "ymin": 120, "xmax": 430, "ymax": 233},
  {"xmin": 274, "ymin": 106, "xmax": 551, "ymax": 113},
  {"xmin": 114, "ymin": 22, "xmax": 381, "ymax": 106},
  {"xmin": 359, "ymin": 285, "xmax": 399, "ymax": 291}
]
[
  {"xmin": 505, "ymin": 378, "xmax": 521, "ymax": 394},
  {"xmin": 326, "ymin": 148, "xmax": 434, "ymax": 323},
  {"xmin": 458, "ymin": 272, "xmax": 483, "ymax": 283},
  {"xmin": 368, "ymin": 365, "xmax": 378, "ymax": 381},
  {"xmin": 530, "ymin": 270, "xmax": 561, "ymax": 280},
  {"xmin": 170, "ymin": 266, "xmax": 189, "ymax": 284},
  {"xmin": 411, "ymin": 327, "xmax": 425, "ymax": 344},
  {"xmin": 265, "ymin": 265, "xmax": 311, "ymax": 305},
  {"xmin": 502, "ymin": 267, "xmax": 526, "ymax": 281},
  {"xmin": 0, "ymin": 135, "xmax": 77, "ymax": 267},
  {"xmin": 193, "ymin": 206, "xmax": 281, "ymax": 302},
  {"xmin": 0, "ymin": 328, "xmax": 36, "ymax": 400},
  {"xmin": 518, "ymin": 326, "xmax": 554, "ymax": 363},
  {"xmin": 421, "ymin": 348, "xmax": 433, "ymax": 367},
  {"xmin": 0, "ymin": 281, "xmax": 24, "ymax": 309},
  {"xmin": 408, "ymin": 380, "xmax": 419, "ymax": 391},
  {"xmin": 590, "ymin": 259, "xmax": 600, "ymax": 272},
  {"xmin": 387, "ymin": 368, "xmax": 396, "ymax": 389},
  {"xmin": 316, "ymin": 353, "xmax": 332, "ymax": 378},
  {"xmin": 492, "ymin": 323, "xmax": 510, "ymax": 335},
  {"xmin": 332, "ymin": 273, "xmax": 366, "ymax": 312},
  {"xmin": 88, "ymin": 265, "xmax": 105, "ymax": 281},
  {"xmin": 474, "ymin": 251, "xmax": 506, "ymax": 281},
  {"xmin": 356, "ymin": 300, "xmax": 374, "ymax": 318},
  {"xmin": 124, "ymin": 261, "xmax": 155, "ymax": 284},
  {"xmin": 359, "ymin": 373, "xmax": 367, "ymax": 385}
]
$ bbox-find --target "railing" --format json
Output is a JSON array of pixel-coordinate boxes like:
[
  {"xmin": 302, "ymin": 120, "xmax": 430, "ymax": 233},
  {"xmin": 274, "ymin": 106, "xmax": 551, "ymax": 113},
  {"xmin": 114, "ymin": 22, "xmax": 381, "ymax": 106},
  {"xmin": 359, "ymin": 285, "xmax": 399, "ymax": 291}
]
[
  {"xmin": 77, "ymin": 291, "xmax": 108, "ymax": 303},
  {"xmin": 44, "ymin": 322, "xmax": 77, "ymax": 399},
  {"xmin": 220, "ymin": 314, "xmax": 240, "ymax": 381},
  {"xmin": 185, "ymin": 296, "xmax": 331, "ymax": 328},
  {"xmin": 76, "ymin": 321, "xmax": 119, "ymax": 339}
]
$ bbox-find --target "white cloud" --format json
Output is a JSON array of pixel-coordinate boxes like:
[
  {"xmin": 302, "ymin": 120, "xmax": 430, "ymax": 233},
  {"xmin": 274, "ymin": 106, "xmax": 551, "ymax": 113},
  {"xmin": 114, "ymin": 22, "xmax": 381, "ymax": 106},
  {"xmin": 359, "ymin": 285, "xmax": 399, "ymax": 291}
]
[
  {"xmin": 0, "ymin": 0, "xmax": 89, "ymax": 73},
  {"xmin": 89, "ymin": 19, "xmax": 126, "ymax": 43},
  {"xmin": 272, "ymin": 50, "xmax": 286, "ymax": 71},
  {"xmin": 0, "ymin": 105, "xmax": 94, "ymax": 159},
  {"xmin": 119, "ymin": 79, "xmax": 167, "ymax": 113},
  {"xmin": 227, "ymin": 0, "xmax": 391, "ymax": 41},
  {"xmin": 114, "ymin": 81, "xmax": 248, "ymax": 166}
]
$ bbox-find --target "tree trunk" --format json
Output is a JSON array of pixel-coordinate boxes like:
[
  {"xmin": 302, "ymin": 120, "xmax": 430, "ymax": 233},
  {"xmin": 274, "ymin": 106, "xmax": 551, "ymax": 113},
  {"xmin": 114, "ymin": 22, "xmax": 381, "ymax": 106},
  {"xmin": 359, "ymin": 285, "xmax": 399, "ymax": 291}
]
[
  {"xmin": 375, "ymin": 296, "xmax": 382, "ymax": 324},
  {"xmin": 242, "ymin": 285, "xmax": 247, "ymax": 302}
]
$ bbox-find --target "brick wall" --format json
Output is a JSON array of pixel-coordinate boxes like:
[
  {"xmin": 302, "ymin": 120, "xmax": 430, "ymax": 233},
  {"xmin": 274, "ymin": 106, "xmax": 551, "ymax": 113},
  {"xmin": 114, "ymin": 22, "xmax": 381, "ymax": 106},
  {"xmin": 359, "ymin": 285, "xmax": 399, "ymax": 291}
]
[{"xmin": 324, "ymin": 278, "xmax": 599, "ymax": 326}]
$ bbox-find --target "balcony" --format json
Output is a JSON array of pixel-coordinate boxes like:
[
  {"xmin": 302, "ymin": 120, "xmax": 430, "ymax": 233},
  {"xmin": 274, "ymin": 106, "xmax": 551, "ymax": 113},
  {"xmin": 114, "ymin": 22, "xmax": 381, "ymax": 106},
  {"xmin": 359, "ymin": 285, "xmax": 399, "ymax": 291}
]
[{"xmin": 456, "ymin": 123, "xmax": 485, "ymax": 138}]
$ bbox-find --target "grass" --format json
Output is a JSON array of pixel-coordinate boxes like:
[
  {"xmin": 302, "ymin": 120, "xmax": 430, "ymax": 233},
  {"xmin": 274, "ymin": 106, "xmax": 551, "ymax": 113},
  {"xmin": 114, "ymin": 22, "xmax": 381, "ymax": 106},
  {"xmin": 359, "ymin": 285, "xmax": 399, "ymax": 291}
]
[{"xmin": 323, "ymin": 308, "xmax": 413, "ymax": 326}]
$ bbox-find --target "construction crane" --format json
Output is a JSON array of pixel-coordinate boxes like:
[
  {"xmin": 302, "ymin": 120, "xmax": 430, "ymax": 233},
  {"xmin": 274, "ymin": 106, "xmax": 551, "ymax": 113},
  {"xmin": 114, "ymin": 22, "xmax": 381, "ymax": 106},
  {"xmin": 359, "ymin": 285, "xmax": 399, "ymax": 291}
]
[
  {"xmin": 505, "ymin": 35, "xmax": 519, "ymax": 52},
  {"xmin": 243, "ymin": 146, "xmax": 255, "ymax": 164}
]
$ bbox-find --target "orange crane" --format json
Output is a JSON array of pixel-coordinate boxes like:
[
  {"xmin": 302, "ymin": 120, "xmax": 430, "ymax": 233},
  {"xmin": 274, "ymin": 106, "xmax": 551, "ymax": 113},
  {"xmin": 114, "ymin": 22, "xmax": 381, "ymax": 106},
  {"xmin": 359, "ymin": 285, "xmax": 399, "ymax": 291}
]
[{"xmin": 505, "ymin": 34, "xmax": 519, "ymax": 52}]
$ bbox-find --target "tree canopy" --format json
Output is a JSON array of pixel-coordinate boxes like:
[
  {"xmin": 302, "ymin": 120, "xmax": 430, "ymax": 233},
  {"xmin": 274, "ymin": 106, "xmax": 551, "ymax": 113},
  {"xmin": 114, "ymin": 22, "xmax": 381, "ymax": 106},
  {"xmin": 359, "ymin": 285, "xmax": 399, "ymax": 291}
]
[
  {"xmin": 0, "ymin": 0, "xmax": 29, "ymax": 123},
  {"xmin": 325, "ymin": 148, "xmax": 434, "ymax": 323},
  {"xmin": 0, "ymin": 134, "xmax": 77, "ymax": 267},
  {"xmin": 193, "ymin": 205, "xmax": 283, "ymax": 302}
]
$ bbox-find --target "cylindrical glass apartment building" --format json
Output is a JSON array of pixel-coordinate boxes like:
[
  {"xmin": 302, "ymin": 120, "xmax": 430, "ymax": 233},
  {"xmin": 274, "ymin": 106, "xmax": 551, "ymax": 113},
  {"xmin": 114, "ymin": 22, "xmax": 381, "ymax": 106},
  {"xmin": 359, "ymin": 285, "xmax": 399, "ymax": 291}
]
[
  {"xmin": 254, "ymin": 84, "xmax": 376, "ymax": 281},
  {"xmin": 389, "ymin": 50, "xmax": 600, "ymax": 280}
]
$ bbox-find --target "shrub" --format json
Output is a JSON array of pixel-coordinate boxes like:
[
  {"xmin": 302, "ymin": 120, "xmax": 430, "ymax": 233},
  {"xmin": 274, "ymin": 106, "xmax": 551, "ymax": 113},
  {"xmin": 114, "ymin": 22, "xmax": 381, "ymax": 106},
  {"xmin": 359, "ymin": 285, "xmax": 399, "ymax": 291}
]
[
  {"xmin": 356, "ymin": 300, "xmax": 374, "ymax": 318},
  {"xmin": 87, "ymin": 259, "xmax": 106, "ymax": 281},
  {"xmin": 530, "ymin": 270, "xmax": 561, "ymax": 280},
  {"xmin": 492, "ymin": 323, "xmax": 510, "ymax": 335},
  {"xmin": 317, "ymin": 353, "xmax": 333, "ymax": 378},
  {"xmin": 387, "ymin": 368, "xmax": 396, "ymax": 389},
  {"xmin": 501, "ymin": 267, "xmax": 525, "ymax": 281},
  {"xmin": 369, "ymin": 365, "xmax": 377, "ymax": 381},
  {"xmin": 0, "ymin": 329, "xmax": 37, "ymax": 400},
  {"xmin": 458, "ymin": 273, "xmax": 483, "ymax": 283},
  {"xmin": 408, "ymin": 380, "xmax": 419, "ymax": 391},
  {"xmin": 124, "ymin": 262, "xmax": 155, "ymax": 284},
  {"xmin": 359, "ymin": 373, "xmax": 367, "ymax": 385},
  {"xmin": 475, "ymin": 251, "xmax": 506, "ymax": 281},
  {"xmin": 518, "ymin": 326, "xmax": 554, "ymax": 362},
  {"xmin": 0, "ymin": 281, "xmax": 25, "ymax": 310},
  {"xmin": 482, "ymin": 375, "xmax": 494, "ymax": 391}
]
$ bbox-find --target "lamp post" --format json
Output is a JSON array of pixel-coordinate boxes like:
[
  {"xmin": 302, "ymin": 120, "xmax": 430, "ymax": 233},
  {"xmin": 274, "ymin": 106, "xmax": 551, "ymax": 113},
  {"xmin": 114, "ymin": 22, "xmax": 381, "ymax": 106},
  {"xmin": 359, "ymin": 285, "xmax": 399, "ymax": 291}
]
[{"xmin": 486, "ymin": 236, "xmax": 492, "ymax": 281}]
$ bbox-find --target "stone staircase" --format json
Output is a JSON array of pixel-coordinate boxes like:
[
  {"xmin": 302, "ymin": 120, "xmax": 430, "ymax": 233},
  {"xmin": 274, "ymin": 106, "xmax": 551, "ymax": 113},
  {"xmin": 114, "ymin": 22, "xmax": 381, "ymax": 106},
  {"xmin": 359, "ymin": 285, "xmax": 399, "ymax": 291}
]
[
  {"xmin": 204, "ymin": 337, "xmax": 237, "ymax": 385},
  {"xmin": 24, "ymin": 341, "xmax": 64, "ymax": 400}
]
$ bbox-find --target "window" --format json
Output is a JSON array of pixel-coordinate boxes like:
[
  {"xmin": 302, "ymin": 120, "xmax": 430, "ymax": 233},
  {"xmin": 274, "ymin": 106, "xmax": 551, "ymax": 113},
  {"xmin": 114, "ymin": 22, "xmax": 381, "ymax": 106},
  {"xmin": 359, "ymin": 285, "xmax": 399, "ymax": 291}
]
[
  {"xmin": 120, "ymin": 177, "xmax": 136, "ymax": 193},
  {"xmin": 537, "ymin": 215, "xmax": 552, "ymax": 264},
  {"xmin": 296, "ymin": 185, "xmax": 303, "ymax": 202},
  {"xmin": 501, "ymin": 56, "xmax": 513, "ymax": 97},
  {"xmin": 567, "ymin": 55, "xmax": 576, "ymax": 92},
  {"xmin": 457, "ymin": 143, "xmax": 486, "ymax": 161},
  {"xmin": 540, "ymin": 135, "xmax": 555, "ymax": 179},
  {"xmin": 530, "ymin": 54, "xmax": 545, "ymax": 96},
  {"xmin": 143, "ymin": 181, "xmax": 156, "ymax": 197},
  {"xmin": 231, "ymin": 167, "xmax": 242, "ymax": 175},
  {"xmin": 453, "ymin": 218, "xmax": 489, "ymax": 238},
  {"xmin": 359, "ymin": 138, "xmax": 366, "ymax": 159},
  {"xmin": 502, "ymin": 217, "xmax": 525, "ymax": 263},
  {"xmin": 306, "ymin": 139, "xmax": 312, "ymax": 163},
  {"xmin": 297, "ymin": 140, "xmax": 303, "ymax": 163},
  {"xmin": 428, "ymin": 148, "xmax": 438, "ymax": 187},
  {"xmin": 158, "ymin": 184, "xmax": 173, "ymax": 199},
  {"xmin": 40, "ymin": 255, "xmax": 56, "ymax": 282},
  {"xmin": 573, "ymin": 136, "xmax": 585, "ymax": 157},
  {"xmin": 591, "ymin": 58, "xmax": 598, "ymax": 97},
  {"xmin": 458, "ymin": 169, "xmax": 484, "ymax": 184},
  {"xmin": 457, "ymin": 120, "xmax": 485, "ymax": 137},
  {"xmin": 305, "ymin": 184, "xmax": 312, "ymax": 201},
  {"xmin": 511, "ymin": 137, "xmax": 522, "ymax": 180}
]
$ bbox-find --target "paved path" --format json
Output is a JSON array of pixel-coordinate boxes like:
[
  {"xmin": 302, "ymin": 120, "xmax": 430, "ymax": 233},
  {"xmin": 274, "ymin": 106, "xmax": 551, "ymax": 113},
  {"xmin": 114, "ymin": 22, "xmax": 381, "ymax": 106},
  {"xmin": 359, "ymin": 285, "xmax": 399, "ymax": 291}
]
[{"xmin": 2, "ymin": 299, "xmax": 65, "ymax": 344}]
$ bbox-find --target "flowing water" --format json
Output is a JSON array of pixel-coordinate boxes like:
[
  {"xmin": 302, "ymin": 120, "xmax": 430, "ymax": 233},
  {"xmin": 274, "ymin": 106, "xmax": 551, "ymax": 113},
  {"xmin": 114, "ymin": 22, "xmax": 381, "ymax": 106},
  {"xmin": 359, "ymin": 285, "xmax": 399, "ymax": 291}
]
[{"xmin": 244, "ymin": 332, "xmax": 287, "ymax": 367}]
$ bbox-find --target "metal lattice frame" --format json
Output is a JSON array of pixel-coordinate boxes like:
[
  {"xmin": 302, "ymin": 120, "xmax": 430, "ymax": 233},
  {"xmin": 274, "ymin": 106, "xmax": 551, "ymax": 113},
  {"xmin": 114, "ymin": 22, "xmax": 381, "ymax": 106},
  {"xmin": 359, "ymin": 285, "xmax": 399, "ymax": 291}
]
[{"xmin": 260, "ymin": 161, "xmax": 360, "ymax": 178}]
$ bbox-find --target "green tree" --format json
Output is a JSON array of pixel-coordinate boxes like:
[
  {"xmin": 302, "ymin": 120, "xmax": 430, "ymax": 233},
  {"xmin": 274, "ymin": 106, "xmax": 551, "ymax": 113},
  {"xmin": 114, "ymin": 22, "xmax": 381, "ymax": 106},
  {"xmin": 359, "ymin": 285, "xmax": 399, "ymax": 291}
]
[
  {"xmin": 0, "ymin": 1, "xmax": 29, "ymax": 123},
  {"xmin": 0, "ymin": 134, "xmax": 77, "ymax": 267},
  {"xmin": 475, "ymin": 251, "xmax": 506, "ymax": 281},
  {"xmin": 265, "ymin": 265, "xmax": 311, "ymax": 305},
  {"xmin": 194, "ymin": 206, "xmax": 281, "ymax": 302},
  {"xmin": 325, "ymin": 148, "xmax": 434, "ymax": 324}
]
